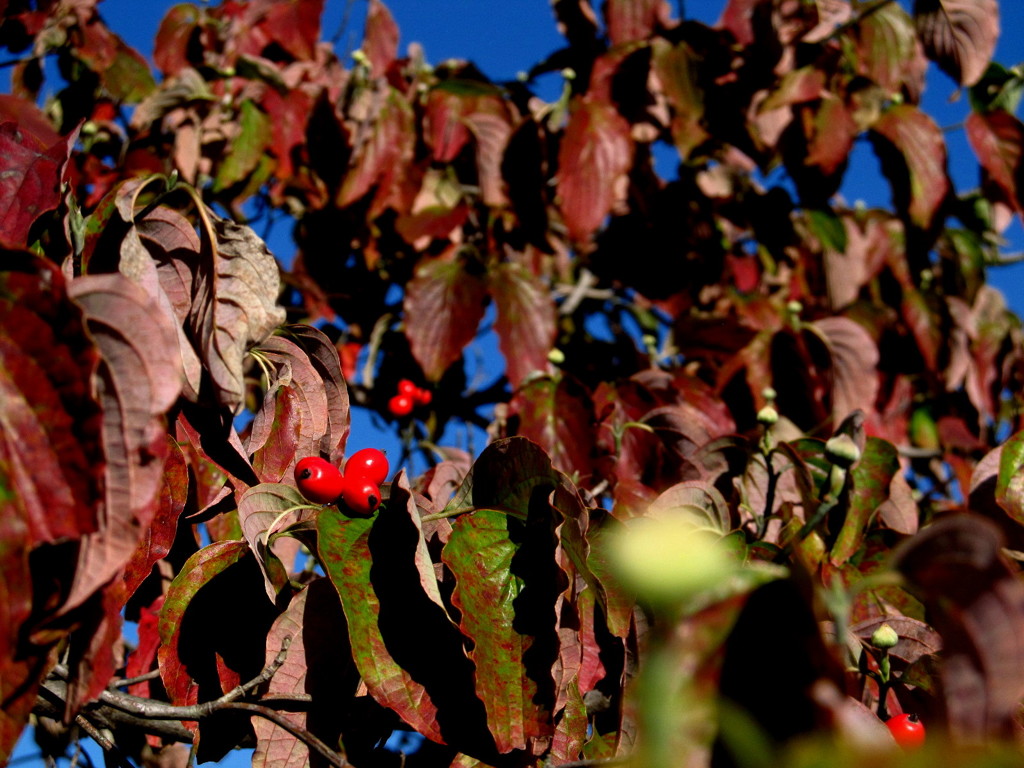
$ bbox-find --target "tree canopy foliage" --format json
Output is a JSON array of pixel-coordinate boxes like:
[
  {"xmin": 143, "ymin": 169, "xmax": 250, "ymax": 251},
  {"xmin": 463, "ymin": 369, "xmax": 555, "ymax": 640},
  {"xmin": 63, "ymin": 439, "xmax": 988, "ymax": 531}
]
[{"xmin": 4, "ymin": 0, "xmax": 1024, "ymax": 766}]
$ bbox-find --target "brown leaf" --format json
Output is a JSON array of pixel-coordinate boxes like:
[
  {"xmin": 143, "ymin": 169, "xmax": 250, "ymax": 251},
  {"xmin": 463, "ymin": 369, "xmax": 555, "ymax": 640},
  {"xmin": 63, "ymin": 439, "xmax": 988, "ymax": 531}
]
[
  {"xmin": 63, "ymin": 273, "xmax": 182, "ymax": 615},
  {"xmin": 650, "ymin": 39, "xmax": 708, "ymax": 160},
  {"xmin": 914, "ymin": 0, "xmax": 999, "ymax": 87},
  {"xmin": 603, "ymin": 0, "xmax": 670, "ymax": 45},
  {"xmin": 892, "ymin": 514, "xmax": 1024, "ymax": 743},
  {"xmin": 287, "ymin": 325, "xmax": 350, "ymax": 462},
  {"xmin": 557, "ymin": 97, "xmax": 633, "ymax": 245},
  {"xmin": 404, "ymin": 256, "xmax": 489, "ymax": 381},
  {"xmin": 810, "ymin": 317, "xmax": 880, "ymax": 426},
  {"xmin": 511, "ymin": 375, "xmax": 595, "ymax": 483},
  {"xmin": 191, "ymin": 209, "xmax": 286, "ymax": 409}
]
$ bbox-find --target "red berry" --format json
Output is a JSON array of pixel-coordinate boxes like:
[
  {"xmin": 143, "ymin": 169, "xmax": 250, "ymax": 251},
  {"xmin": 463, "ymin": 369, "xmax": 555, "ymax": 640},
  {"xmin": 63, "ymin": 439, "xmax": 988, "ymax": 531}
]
[
  {"xmin": 344, "ymin": 447, "xmax": 390, "ymax": 486},
  {"xmin": 340, "ymin": 475, "xmax": 381, "ymax": 516},
  {"xmin": 886, "ymin": 713, "xmax": 925, "ymax": 750},
  {"xmin": 398, "ymin": 379, "xmax": 418, "ymax": 397},
  {"xmin": 412, "ymin": 386, "xmax": 432, "ymax": 406},
  {"xmin": 294, "ymin": 457, "xmax": 344, "ymax": 505},
  {"xmin": 388, "ymin": 393, "xmax": 414, "ymax": 417}
]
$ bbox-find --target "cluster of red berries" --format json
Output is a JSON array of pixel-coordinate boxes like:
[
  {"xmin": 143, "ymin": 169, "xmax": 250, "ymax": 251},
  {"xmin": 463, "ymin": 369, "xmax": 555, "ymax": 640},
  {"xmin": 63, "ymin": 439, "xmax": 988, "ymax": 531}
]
[
  {"xmin": 293, "ymin": 448, "xmax": 389, "ymax": 516},
  {"xmin": 388, "ymin": 378, "xmax": 431, "ymax": 417}
]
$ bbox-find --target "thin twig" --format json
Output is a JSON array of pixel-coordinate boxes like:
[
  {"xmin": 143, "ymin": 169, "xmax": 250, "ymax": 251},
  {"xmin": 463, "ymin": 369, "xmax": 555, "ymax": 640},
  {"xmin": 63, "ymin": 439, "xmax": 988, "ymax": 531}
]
[{"xmin": 111, "ymin": 669, "xmax": 162, "ymax": 689}]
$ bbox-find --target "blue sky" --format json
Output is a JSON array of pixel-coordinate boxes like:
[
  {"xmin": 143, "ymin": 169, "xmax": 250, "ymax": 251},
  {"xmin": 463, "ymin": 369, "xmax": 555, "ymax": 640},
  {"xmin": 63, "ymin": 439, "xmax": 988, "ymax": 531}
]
[{"xmin": 12, "ymin": 1, "xmax": 1024, "ymax": 765}]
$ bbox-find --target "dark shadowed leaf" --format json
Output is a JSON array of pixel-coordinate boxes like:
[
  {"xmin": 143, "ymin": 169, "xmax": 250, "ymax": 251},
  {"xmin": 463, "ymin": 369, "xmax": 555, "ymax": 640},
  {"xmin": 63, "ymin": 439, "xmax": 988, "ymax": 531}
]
[
  {"xmin": 404, "ymin": 256, "xmax": 489, "ymax": 381},
  {"xmin": 892, "ymin": 515, "xmax": 1024, "ymax": 743},
  {"xmin": 191, "ymin": 209, "xmax": 286, "ymax": 409},
  {"xmin": 870, "ymin": 105, "xmax": 950, "ymax": 231},
  {"xmin": 0, "ymin": 99, "xmax": 74, "ymax": 247},
  {"xmin": 557, "ymin": 97, "xmax": 632, "ymax": 244},
  {"xmin": 966, "ymin": 110, "xmax": 1024, "ymax": 214},
  {"xmin": 914, "ymin": 0, "xmax": 998, "ymax": 87},
  {"xmin": 252, "ymin": 580, "xmax": 357, "ymax": 768},
  {"xmin": 650, "ymin": 38, "xmax": 708, "ymax": 160},
  {"xmin": 64, "ymin": 273, "xmax": 182, "ymax": 615},
  {"xmin": 490, "ymin": 262, "xmax": 557, "ymax": 388}
]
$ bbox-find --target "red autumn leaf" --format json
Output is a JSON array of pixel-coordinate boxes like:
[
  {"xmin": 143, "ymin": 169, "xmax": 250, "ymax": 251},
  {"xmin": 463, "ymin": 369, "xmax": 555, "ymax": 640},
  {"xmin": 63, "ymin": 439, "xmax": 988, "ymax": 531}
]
[
  {"xmin": 363, "ymin": 0, "xmax": 399, "ymax": 76},
  {"xmin": 512, "ymin": 376, "xmax": 595, "ymax": 483},
  {"xmin": 63, "ymin": 274, "xmax": 182, "ymax": 615},
  {"xmin": 914, "ymin": 0, "xmax": 999, "ymax": 87},
  {"xmin": 154, "ymin": 3, "xmax": 202, "ymax": 76},
  {"xmin": 557, "ymin": 97, "xmax": 633, "ymax": 245},
  {"xmin": 810, "ymin": 317, "xmax": 880, "ymax": 426},
  {"xmin": 718, "ymin": 0, "xmax": 758, "ymax": 46},
  {"xmin": 966, "ymin": 109, "xmax": 1024, "ymax": 215},
  {"xmin": 803, "ymin": 96, "xmax": 858, "ymax": 176},
  {"xmin": 404, "ymin": 256, "xmax": 489, "ymax": 382},
  {"xmin": 490, "ymin": 262, "xmax": 557, "ymax": 389},
  {"xmin": 338, "ymin": 87, "xmax": 416, "ymax": 208},
  {"xmin": 603, "ymin": 0, "xmax": 669, "ymax": 45},
  {"xmin": 127, "ymin": 595, "xmax": 166, "ymax": 699},
  {"xmin": 0, "ymin": 98, "xmax": 74, "ymax": 247},
  {"xmin": 870, "ymin": 104, "xmax": 950, "ymax": 231}
]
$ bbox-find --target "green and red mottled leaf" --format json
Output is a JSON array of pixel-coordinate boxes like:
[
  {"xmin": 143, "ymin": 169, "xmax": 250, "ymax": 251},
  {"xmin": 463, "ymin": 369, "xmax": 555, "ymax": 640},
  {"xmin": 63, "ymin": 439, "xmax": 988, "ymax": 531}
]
[
  {"xmin": 966, "ymin": 109, "xmax": 1024, "ymax": 215},
  {"xmin": 404, "ymin": 255, "xmax": 489, "ymax": 382},
  {"xmin": 870, "ymin": 104, "xmax": 949, "ymax": 231},
  {"xmin": 63, "ymin": 273, "xmax": 182, "ymax": 615},
  {"xmin": 802, "ymin": 96, "xmax": 858, "ymax": 177},
  {"xmin": 237, "ymin": 482, "xmax": 314, "ymax": 601},
  {"xmin": 213, "ymin": 100, "xmax": 272, "ymax": 193},
  {"xmin": 557, "ymin": 97, "xmax": 632, "ymax": 244},
  {"xmin": 847, "ymin": 3, "xmax": 927, "ymax": 100},
  {"xmin": 914, "ymin": 0, "xmax": 999, "ymax": 87},
  {"xmin": 995, "ymin": 428, "xmax": 1024, "ymax": 526},
  {"xmin": 0, "ymin": 97, "xmax": 74, "ymax": 247},
  {"xmin": 317, "ymin": 498, "xmax": 446, "ymax": 744},
  {"xmin": 831, "ymin": 438, "xmax": 901, "ymax": 565}
]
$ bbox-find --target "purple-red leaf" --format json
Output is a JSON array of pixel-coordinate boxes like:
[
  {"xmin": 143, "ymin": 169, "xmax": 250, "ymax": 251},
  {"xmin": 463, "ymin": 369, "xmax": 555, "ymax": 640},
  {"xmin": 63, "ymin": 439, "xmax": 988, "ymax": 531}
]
[
  {"xmin": 603, "ymin": 0, "xmax": 669, "ymax": 45},
  {"xmin": 557, "ymin": 97, "xmax": 632, "ymax": 245},
  {"xmin": 914, "ymin": 0, "xmax": 999, "ymax": 87},
  {"xmin": 154, "ymin": 3, "xmax": 202, "ymax": 76},
  {"xmin": 404, "ymin": 256, "xmax": 489, "ymax": 381},
  {"xmin": 966, "ymin": 110, "xmax": 1024, "ymax": 215},
  {"xmin": 511, "ymin": 375, "xmax": 595, "ymax": 483},
  {"xmin": 490, "ymin": 262, "xmax": 557, "ymax": 388},
  {"xmin": 237, "ymin": 482, "xmax": 315, "ymax": 601},
  {"xmin": 363, "ymin": 0, "xmax": 399, "ymax": 76}
]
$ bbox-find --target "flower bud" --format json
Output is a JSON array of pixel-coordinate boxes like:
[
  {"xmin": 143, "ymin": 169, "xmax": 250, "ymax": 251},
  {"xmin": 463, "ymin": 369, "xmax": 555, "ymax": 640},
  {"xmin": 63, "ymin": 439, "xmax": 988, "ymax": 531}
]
[
  {"xmin": 757, "ymin": 405, "xmax": 779, "ymax": 426},
  {"xmin": 871, "ymin": 623, "xmax": 899, "ymax": 650},
  {"xmin": 825, "ymin": 433, "xmax": 861, "ymax": 468}
]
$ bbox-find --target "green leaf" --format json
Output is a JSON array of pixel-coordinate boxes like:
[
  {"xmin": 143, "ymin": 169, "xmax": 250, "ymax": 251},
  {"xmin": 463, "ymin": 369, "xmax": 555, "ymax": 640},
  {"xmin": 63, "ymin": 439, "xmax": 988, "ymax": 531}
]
[
  {"xmin": 996, "ymin": 429, "xmax": 1024, "ymax": 526},
  {"xmin": 214, "ymin": 100, "xmax": 272, "ymax": 192}
]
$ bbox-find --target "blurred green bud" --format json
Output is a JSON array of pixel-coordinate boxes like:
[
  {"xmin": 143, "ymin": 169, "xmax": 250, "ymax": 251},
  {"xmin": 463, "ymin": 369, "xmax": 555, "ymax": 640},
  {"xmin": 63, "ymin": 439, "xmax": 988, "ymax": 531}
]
[
  {"xmin": 607, "ymin": 509, "xmax": 734, "ymax": 608},
  {"xmin": 825, "ymin": 433, "xmax": 861, "ymax": 469},
  {"xmin": 786, "ymin": 300, "xmax": 803, "ymax": 315},
  {"xmin": 757, "ymin": 405, "xmax": 779, "ymax": 426},
  {"xmin": 761, "ymin": 387, "xmax": 777, "ymax": 403},
  {"xmin": 871, "ymin": 623, "xmax": 899, "ymax": 650}
]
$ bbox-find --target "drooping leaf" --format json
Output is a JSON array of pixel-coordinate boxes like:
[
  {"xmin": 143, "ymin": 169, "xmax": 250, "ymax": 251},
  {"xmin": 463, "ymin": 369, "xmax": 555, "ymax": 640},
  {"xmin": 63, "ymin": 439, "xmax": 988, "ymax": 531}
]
[
  {"xmin": 63, "ymin": 273, "xmax": 182, "ymax": 615},
  {"xmin": 287, "ymin": 324, "xmax": 350, "ymax": 461},
  {"xmin": 869, "ymin": 104, "xmax": 950, "ymax": 231},
  {"xmin": 557, "ymin": 97, "xmax": 633, "ymax": 244},
  {"xmin": 995, "ymin": 428, "xmax": 1024, "ymax": 526},
  {"xmin": 893, "ymin": 515, "xmax": 1024, "ymax": 743},
  {"xmin": 237, "ymin": 483, "xmax": 315, "ymax": 602},
  {"xmin": 650, "ymin": 38, "xmax": 708, "ymax": 161},
  {"xmin": 338, "ymin": 87, "xmax": 416, "ymax": 209},
  {"xmin": 510, "ymin": 375, "xmax": 595, "ymax": 482},
  {"xmin": 914, "ymin": 0, "xmax": 999, "ymax": 87},
  {"xmin": 489, "ymin": 262, "xmax": 557, "ymax": 388},
  {"xmin": 316, "ymin": 497, "xmax": 446, "ymax": 744},
  {"xmin": 404, "ymin": 256, "xmax": 489, "ymax": 381},
  {"xmin": 966, "ymin": 109, "xmax": 1024, "ymax": 215},
  {"xmin": 190, "ymin": 209, "xmax": 286, "ymax": 409},
  {"xmin": 154, "ymin": 3, "xmax": 202, "ymax": 76},
  {"xmin": 251, "ymin": 580, "xmax": 356, "ymax": 768}
]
